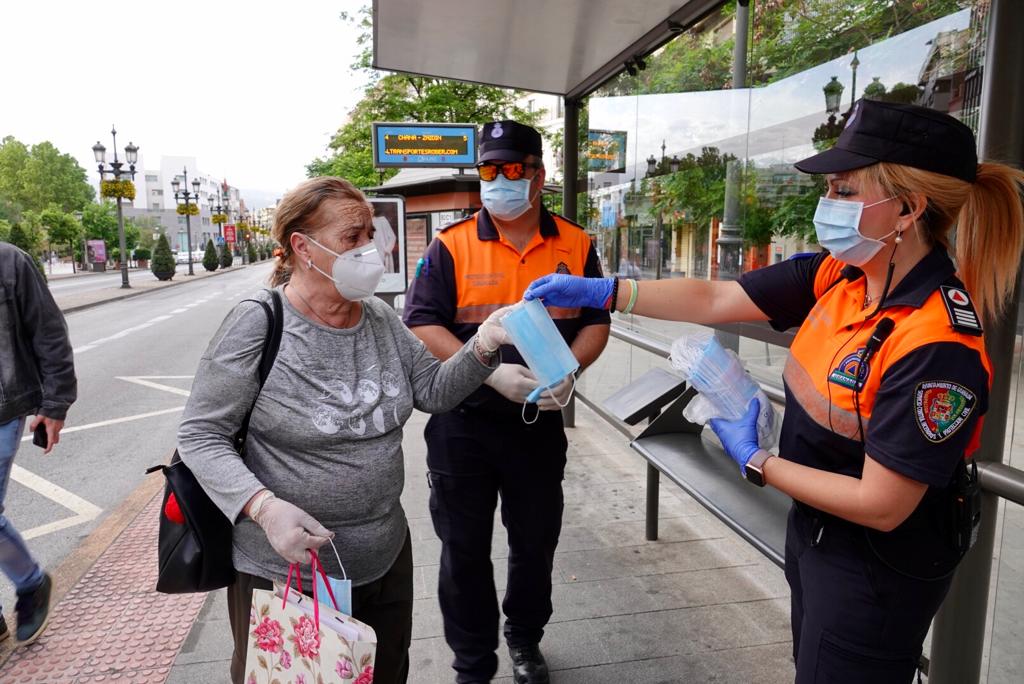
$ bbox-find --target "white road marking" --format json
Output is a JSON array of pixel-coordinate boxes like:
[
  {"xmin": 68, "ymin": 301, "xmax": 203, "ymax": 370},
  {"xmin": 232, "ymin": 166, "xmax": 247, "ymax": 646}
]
[
  {"xmin": 11, "ymin": 466, "xmax": 103, "ymax": 540},
  {"xmin": 171, "ymin": 308, "xmax": 188, "ymax": 314},
  {"xmin": 115, "ymin": 376, "xmax": 192, "ymax": 397},
  {"xmin": 72, "ymin": 345, "xmax": 96, "ymax": 354},
  {"xmin": 20, "ymin": 406, "xmax": 187, "ymax": 443},
  {"xmin": 148, "ymin": 315, "xmax": 172, "ymax": 323}
]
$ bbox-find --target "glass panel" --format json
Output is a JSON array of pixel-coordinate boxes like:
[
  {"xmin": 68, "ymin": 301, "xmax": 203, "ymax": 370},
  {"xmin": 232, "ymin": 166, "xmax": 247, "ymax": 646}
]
[
  {"xmin": 580, "ymin": 0, "xmax": 986, "ymax": 390},
  {"xmin": 575, "ymin": 2, "xmax": 1024, "ymax": 680}
]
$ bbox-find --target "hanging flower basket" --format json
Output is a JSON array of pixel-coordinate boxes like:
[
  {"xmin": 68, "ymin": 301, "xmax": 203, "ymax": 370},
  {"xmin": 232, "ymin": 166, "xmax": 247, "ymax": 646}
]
[
  {"xmin": 176, "ymin": 203, "xmax": 200, "ymax": 216},
  {"xmin": 101, "ymin": 180, "xmax": 136, "ymax": 200},
  {"xmin": 212, "ymin": 213, "xmax": 228, "ymax": 224}
]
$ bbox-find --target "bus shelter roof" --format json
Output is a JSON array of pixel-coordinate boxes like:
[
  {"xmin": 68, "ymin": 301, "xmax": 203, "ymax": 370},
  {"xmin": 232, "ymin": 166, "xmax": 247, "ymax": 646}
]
[{"xmin": 372, "ymin": 0, "xmax": 718, "ymax": 99}]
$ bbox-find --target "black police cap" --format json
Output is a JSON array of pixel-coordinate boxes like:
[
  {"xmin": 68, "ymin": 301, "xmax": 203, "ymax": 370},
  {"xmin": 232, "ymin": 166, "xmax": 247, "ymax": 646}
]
[
  {"xmin": 479, "ymin": 120, "xmax": 543, "ymax": 163},
  {"xmin": 795, "ymin": 99, "xmax": 977, "ymax": 183}
]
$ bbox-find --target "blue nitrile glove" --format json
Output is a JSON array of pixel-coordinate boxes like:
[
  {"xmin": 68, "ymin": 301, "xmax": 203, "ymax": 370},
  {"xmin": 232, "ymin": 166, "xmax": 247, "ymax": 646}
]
[
  {"xmin": 524, "ymin": 274, "xmax": 615, "ymax": 310},
  {"xmin": 709, "ymin": 398, "xmax": 762, "ymax": 474}
]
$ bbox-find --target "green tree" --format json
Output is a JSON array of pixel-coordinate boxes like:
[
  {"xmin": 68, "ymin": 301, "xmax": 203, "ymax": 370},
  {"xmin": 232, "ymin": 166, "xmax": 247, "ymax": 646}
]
[
  {"xmin": 203, "ymin": 239, "xmax": 219, "ymax": 272},
  {"xmin": 0, "ymin": 218, "xmax": 10, "ymax": 243},
  {"xmin": 308, "ymin": 7, "xmax": 543, "ymax": 188},
  {"xmin": 0, "ymin": 136, "xmax": 94, "ymax": 218},
  {"xmin": 81, "ymin": 201, "xmax": 119, "ymax": 247},
  {"xmin": 39, "ymin": 206, "xmax": 82, "ymax": 261},
  {"xmin": 151, "ymin": 233, "xmax": 176, "ymax": 278},
  {"xmin": 747, "ymin": 0, "xmax": 966, "ymax": 87},
  {"xmin": 219, "ymin": 243, "xmax": 234, "ymax": 269},
  {"xmin": 247, "ymin": 241, "xmax": 257, "ymax": 263}
]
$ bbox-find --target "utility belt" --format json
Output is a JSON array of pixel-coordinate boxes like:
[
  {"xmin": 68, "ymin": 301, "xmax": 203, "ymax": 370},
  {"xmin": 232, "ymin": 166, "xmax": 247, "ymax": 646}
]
[{"xmin": 794, "ymin": 459, "xmax": 982, "ymax": 581}]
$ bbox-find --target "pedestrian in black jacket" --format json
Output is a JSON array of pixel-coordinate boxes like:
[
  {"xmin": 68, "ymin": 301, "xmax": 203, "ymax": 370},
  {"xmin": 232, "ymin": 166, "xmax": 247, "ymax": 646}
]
[{"xmin": 0, "ymin": 242, "xmax": 77, "ymax": 645}]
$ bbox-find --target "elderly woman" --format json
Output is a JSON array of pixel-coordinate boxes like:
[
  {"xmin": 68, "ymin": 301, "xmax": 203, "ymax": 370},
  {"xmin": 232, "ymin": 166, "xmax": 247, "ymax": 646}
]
[{"xmin": 177, "ymin": 177, "xmax": 508, "ymax": 684}]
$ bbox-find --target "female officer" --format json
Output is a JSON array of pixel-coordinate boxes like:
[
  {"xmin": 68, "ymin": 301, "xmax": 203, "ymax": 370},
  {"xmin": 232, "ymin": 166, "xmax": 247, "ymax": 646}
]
[{"xmin": 523, "ymin": 100, "xmax": 1024, "ymax": 683}]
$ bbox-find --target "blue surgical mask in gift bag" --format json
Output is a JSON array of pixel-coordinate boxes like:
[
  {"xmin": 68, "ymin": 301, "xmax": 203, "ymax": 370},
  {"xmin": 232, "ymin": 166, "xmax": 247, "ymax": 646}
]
[
  {"xmin": 314, "ymin": 539, "xmax": 353, "ymax": 616},
  {"xmin": 501, "ymin": 298, "xmax": 579, "ymax": 421}
]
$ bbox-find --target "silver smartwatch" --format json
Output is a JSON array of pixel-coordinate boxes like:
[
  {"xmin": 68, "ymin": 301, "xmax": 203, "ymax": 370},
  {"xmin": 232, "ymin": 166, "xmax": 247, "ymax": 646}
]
[{"xmin": 744, "ymin": 449, "xmax": 771, "ymax": 487}]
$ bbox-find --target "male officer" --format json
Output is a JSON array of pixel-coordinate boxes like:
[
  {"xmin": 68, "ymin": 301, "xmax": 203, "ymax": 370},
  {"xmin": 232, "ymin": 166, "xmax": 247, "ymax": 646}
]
[{"xmin": 403, "ymin": 120, "xmax": 610, "ymax": 683}]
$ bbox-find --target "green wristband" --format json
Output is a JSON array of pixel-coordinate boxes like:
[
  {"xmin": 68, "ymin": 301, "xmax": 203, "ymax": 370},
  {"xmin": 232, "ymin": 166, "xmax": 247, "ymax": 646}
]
[{"xmin": 623, "ymin": 279, "xmax": 639, "ymax": 315}]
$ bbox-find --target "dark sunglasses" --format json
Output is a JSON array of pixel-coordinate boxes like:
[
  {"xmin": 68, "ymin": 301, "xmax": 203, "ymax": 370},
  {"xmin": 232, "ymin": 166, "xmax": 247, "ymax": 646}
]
[{"xmin": 476, "ymin": 161, "xmax": 538, "ymax": 182}]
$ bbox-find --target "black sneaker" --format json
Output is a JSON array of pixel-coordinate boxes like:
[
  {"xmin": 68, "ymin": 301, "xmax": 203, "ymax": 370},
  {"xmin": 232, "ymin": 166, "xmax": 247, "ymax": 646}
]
[
  {"xmin": 15, "ymin": 572, "xmax": 52, "ymax": 645},
  {"xmin": 509, "ymin": 643, "xmax": 550, "ymax": 684},
  {"xmin": 0, "ymin": 612, "xmax": 9, "ymax": 642}
]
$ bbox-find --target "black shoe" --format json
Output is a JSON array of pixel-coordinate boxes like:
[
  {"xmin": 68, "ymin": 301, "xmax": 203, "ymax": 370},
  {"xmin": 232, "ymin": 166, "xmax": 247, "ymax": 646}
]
[
  {"xmin": 0, "ymin": 612, "xmax": 9, "ymax": 642},
  {"xmin": 15, "ymin": 572, "xmax": 52, "ymax": 645},
  {"xmin": 509, "ymin": 644, "xmax": 550, "ymax": 684}
]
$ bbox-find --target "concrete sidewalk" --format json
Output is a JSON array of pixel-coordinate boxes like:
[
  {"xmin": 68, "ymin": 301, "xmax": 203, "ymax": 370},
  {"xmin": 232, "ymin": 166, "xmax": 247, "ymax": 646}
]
[{"xmin": 52, "ymin": 263, "xmax": 253, "ymax": 313}]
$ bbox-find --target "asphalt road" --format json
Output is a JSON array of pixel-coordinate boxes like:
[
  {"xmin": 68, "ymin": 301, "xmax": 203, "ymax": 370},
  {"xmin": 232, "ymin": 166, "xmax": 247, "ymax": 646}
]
[{"xmin": 1, "ymin": 262, "xmax": 275, "ymax": 616}]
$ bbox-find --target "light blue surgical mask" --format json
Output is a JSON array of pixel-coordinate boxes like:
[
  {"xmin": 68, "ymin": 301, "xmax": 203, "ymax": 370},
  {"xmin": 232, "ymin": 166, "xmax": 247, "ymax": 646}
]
[
  {"xmin": 314, "ymin": 539, "xmax": 353, "ymax": 616},
  {"xmin": 480, "ymin": 175, "xmax": 534, "ymax": 221},
  {"xmin": 813, "ymin": 196, "xmax": 897, "ymax": 266},
  {"xmin": 501, "ymin": 299, "xmax": 580, "ymax": 423}
]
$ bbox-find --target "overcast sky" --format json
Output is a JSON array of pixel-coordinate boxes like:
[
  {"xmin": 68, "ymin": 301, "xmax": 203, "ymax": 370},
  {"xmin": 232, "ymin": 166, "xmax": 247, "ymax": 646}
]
[{"xmin": 1, "ymin": 1, "xmax": 368, "ymax": 208}]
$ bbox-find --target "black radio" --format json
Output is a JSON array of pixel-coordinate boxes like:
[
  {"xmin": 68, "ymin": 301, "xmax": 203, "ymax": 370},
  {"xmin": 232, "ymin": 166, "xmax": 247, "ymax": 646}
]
[{"xmin": 951, "ymin": 459, "xmax": 982, "ymax": 556}]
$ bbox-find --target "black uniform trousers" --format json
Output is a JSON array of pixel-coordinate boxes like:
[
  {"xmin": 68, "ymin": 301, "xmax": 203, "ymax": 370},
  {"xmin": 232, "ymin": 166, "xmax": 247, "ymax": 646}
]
[
  {"xmin": 425, "ymin": 406, "xmax": 568, "ymax": 683},
  {"xmin": 786, "ymin": 504, "xmax": 953, "ymax": 684},
  {"xmin": 226, "ymin": 531, "xmax": 414, "ymax": 684}
]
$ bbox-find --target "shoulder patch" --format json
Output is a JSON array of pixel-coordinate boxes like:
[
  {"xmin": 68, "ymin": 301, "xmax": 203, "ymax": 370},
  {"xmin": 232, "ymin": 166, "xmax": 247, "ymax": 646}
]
[
  {"xmin": 437, "ymin": 215, "xmax": 473, "ymax": 234},
  {"xmin": 914, "ymin": 381, "xmax": 977, "ymax": 442},
  {"xmin": 939, "ymin": 285, "xmax": 983, "ymax": 336}
]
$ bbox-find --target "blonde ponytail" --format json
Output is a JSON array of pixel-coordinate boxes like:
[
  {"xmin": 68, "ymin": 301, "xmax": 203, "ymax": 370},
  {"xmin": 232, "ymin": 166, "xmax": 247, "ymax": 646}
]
[
  {"xmin": 954, "ymin": 163, "xmax": 1024, "ymax": 324},
  {"xmin": 865, "ymin": 162, "xmax": 1024, "ymax": 324}
]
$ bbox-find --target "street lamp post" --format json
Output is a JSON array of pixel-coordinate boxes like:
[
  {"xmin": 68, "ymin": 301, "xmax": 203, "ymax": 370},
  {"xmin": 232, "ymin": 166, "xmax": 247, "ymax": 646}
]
[
  {"xmin": 92, "ymin": 125, "xmax": 138, "ymax": 289},
  {"xmin": 850, "ymin": 49, "xmax": 860, "ymax": 110},
  {"xmin": 171, "ymin": 167, "xmax": 201, "ymax": 276},
  {"xmin": 644, "ymin": 142, "xmax": 681, "ymax": 280}
]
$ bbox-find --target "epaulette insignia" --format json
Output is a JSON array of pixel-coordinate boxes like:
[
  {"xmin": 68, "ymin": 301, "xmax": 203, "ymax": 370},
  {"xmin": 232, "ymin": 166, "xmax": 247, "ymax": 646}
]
[{"xmin": 939, "ymin": 285, "xmax": 983, "ymax": 336}]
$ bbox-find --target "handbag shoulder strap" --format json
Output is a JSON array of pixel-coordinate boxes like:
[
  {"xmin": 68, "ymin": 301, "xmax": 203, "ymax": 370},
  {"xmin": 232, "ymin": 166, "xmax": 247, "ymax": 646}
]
[{"xmin": 236, "ymin": 288, "xmax": 284, "ymax": 446}]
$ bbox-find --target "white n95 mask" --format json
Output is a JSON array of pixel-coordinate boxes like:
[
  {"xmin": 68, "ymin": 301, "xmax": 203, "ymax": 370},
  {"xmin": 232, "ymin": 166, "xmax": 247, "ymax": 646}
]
[{"xmin": 306, "ymin": 236, "xmax": 384, "ymax": 301}]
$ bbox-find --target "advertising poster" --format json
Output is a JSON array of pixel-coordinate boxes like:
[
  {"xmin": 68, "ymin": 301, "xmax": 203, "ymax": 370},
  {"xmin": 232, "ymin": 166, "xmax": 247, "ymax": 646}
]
[
  {"xmin": 368, "ymin": 196, "xmax": 407, "ymax": 294},
  {"xmin": 86, "ymin": 239, "xmax": 106, "ymax": 263}
]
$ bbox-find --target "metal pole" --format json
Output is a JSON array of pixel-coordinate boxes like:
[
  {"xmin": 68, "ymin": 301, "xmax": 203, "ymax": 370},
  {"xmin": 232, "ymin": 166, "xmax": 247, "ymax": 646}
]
[
  {"xmin": 185, "ymin": 206, "xmax": 194, "ymax": 276},
  {"xmin": 116, "ymin": 196, "xmax": 129, "ymax": 288},
  {"xmin": 562, "ymin": 96, "xmax": 580, "ymax": 429},
  {"xmin": 732, "ymin": 1, "xmax": 749, "ymax": 91},
  {"xmin": 929, "ymin": 1, "xmax": 1024, "ymax": 681}
]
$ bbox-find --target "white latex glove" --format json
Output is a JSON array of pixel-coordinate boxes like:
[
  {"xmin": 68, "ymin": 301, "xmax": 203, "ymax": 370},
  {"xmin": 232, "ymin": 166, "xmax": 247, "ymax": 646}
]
[
  {"xmin": 477, "ymin": 305, "xmax": 514, "ymax": 352},
  {"xmin": 251, "ymin": 495, "xmax": 334, "ymax": 564},
  {"xmin": 484, "ymin": 363, "xmax": 538, "ymax": 403},
  {"xmin": 536, "ymin": 373, "xmax": 575, "ymax": 411}
]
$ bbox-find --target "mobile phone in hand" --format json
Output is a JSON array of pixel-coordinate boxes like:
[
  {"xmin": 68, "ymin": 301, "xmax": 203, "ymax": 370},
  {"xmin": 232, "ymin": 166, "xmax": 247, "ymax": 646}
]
[{"xmin": 32, "ymin": 422, "xmax": 48, "ymax": 449}]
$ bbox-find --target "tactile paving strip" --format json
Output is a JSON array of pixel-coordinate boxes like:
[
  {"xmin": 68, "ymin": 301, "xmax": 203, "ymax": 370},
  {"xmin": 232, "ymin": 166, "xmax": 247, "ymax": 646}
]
[{"xmin": 0, "ymin": 494, "xmax": 209, "ymax": 683}]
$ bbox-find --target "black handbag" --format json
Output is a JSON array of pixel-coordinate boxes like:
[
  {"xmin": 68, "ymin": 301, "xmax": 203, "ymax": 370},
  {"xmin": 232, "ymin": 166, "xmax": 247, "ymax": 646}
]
[{"xmin": 148, "ymin": 289, "xmax": 283, "ymax": 594}]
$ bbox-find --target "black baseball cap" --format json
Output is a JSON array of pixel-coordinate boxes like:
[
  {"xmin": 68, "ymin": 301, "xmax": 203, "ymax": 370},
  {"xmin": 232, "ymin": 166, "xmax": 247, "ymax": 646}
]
[
  {"xmin": 795, "ymin": 99, "xmax": 978, "ymax": 183},
  {"xmin": 479, "ymin": 120, "xmax": 543, "ymax": 163}
]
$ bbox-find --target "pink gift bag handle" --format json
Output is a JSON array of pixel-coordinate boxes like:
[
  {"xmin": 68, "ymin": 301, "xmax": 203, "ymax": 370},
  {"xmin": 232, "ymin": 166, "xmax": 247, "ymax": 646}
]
[
  {"xmin": 282, "ymin": 562, "xmax": 305, "ymax": 608},
  {"xmin": 281, "ymin": 549, "xmax": 341, "ymax": 631}
]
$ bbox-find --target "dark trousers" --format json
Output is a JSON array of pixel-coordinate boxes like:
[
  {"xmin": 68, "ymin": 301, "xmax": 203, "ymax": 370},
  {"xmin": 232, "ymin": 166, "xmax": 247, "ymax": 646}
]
[
  {"xmin": 227, "ymin": 531, "xmax": 414, "ymax": 684},
  {"xmin": 425, "ymin": 408, "xmax": 567, "ymax": 683},
  {"xmin": 786, "ymin": 505, "xmax": 953, "ymax": 684}
]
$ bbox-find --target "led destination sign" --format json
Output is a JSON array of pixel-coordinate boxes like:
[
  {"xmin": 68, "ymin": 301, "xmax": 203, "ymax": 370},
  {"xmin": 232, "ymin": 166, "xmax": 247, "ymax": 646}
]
[{"xmin": 372, "ymin": 123, "xmax": 478, "ymax": 168}]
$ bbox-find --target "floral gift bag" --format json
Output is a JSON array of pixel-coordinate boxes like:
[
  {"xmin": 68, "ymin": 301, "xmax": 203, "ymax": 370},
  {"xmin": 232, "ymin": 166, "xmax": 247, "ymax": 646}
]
[{"xmin": 246, "ymin": 551, "xmax": 377, "ymax": 684}]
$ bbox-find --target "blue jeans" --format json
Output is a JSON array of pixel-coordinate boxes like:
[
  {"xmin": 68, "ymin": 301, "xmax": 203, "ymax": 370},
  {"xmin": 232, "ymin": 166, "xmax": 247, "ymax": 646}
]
[{"xmin": 0, "ymin": 417, "xmax": 43, "ymax": 609}]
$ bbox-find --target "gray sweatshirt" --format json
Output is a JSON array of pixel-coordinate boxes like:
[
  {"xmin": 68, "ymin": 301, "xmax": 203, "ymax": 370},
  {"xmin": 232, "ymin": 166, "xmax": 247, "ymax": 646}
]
[{"xmin": 177, "ymin": 287, "xmax": 496, "ymax": 585}]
